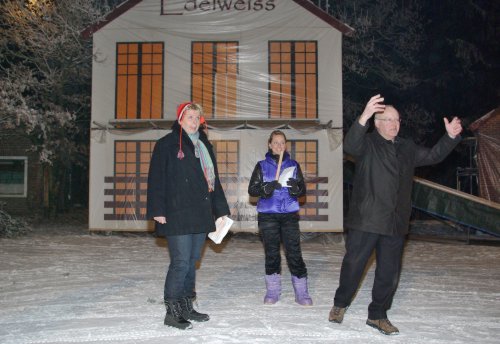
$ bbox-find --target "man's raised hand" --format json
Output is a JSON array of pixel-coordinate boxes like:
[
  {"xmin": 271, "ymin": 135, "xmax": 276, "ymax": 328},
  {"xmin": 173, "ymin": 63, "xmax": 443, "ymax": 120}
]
[
  {"xmin": 359, "ymin": 94, "xmax": 385, "ymax": 126},
  {"xmin": 444, "ymin": 117, "xmax": 463, "ymax": 139}
]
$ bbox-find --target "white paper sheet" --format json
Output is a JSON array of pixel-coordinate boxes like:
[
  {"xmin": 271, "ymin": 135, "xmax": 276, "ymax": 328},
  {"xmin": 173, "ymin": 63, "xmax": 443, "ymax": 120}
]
[
  {"xmin": 278, "ymin": 166, "xmax": 296, "ymax": 187},
  {"xmin": 208, "ymin": 216, "xmax": 234, "ymax": 244}
]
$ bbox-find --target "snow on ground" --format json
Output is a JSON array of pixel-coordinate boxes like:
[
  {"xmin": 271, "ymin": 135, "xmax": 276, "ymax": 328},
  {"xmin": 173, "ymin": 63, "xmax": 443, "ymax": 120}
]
[{"xmin": 1, "ymin": 230, "xmax": 499, "ymax": 344}]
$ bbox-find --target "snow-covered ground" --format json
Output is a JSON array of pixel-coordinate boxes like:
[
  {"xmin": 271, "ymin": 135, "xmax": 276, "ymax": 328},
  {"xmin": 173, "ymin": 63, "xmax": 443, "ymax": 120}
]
[{"xmin": 1, "ymin": 231, "xmax": 499, "ymax": 344}]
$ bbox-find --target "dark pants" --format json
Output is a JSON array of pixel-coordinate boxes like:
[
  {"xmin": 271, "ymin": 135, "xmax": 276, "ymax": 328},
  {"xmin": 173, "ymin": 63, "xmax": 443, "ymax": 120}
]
[
  {"xmin": 164, "ymin": 232, "xmax": 206, "ymax": 302},
  {"xmin": 334, "ymin": 229, "xmax": 404, "ymax": 320},
  {"xmin": 258, "ymin": 212, "xmax": 307, "ymax": 278}
]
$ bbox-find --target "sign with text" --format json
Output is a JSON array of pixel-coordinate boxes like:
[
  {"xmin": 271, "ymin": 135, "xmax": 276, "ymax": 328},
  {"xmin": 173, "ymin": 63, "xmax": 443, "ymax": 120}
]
[{"xmin": 161, "ymin": 0, "xmax": 277, "ymax": 15}]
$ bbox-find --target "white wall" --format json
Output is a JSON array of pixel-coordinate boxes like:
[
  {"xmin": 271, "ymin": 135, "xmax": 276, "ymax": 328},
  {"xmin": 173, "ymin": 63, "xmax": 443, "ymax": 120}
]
[{"xmin": 89, "ymin": 0, "xmax": 345, "ymax": 231}]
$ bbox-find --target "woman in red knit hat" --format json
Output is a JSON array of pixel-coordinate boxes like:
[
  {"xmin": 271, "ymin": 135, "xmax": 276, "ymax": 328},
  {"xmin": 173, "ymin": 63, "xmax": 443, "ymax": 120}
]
[{"xmin": 147, "ymin": 102, "xmax": 230, "ymax": 330}]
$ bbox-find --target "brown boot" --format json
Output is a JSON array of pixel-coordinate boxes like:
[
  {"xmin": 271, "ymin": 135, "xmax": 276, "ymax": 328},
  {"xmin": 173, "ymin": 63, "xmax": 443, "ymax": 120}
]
[
  {"xmin": 366, "ymin": 318, "xmax": 399, "ymax": 335},
  {"xmin": 328, "ymin": 306, "xmax": 347, "ymax": 323}
]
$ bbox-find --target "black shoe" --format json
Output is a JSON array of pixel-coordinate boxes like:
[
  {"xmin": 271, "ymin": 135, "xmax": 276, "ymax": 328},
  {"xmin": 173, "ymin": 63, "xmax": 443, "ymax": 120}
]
[
  {"xmin": 180, "ymin": 296, "xmax": 210, "ymax": 322},
  {"xmin": 164, "ymin": 300, "xmax": 193, "ymax": 330}
]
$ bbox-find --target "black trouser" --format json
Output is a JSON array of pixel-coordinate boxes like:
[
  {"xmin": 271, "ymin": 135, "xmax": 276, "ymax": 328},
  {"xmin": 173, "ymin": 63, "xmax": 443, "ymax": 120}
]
[
  {"xmin": 334, "ymin": 229, "xmax": 404, "ymax": 320},
  {"xmin": 258, "ymin": 212, "xmax": 307, "ymax": 278}
]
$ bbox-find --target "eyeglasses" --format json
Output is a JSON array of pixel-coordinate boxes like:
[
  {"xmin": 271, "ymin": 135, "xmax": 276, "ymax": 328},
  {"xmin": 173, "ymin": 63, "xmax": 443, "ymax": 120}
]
[{"xmin": 375, "ymin": 118, "xmax": 401, "ymax": 123}]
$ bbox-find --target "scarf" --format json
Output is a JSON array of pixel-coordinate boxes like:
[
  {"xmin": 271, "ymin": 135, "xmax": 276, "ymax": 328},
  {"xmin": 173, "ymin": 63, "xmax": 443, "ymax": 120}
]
[{"xmin": 189, "ymin": 132, "xmax": 216, "ymax": 192}]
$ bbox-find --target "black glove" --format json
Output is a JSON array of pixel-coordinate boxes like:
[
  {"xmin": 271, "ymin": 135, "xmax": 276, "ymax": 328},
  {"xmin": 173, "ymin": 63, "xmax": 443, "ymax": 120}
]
[
  {"xmin": 287, "ymin": 178, "xmax": 300, "ymax": 193},
  {"xmin": 272, "ymin": 180, "xmax": 282, "ymax": 190},
  {"xmin": 263, "ymin": 180, "xmax": 282, "ymax": 195}
]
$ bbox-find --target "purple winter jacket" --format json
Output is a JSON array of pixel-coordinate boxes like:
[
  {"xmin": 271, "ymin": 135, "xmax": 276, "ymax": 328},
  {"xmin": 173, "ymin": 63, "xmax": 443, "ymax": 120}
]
[{"xmin": 248, "ymin": 151, "xmax": 305, "ymax": 214}]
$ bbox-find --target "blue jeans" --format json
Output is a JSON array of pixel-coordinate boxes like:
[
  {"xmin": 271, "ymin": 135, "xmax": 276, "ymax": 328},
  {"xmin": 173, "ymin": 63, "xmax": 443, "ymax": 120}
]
[{"xmin": 164, "ymin": 232, "xmax": 206, "ymax": 302}]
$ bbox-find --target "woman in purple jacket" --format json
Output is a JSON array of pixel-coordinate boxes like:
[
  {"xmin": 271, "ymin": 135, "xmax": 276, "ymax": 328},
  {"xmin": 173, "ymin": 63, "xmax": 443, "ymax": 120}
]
[{"xmin": 248, "ymin": 130, "xmax": 312, "ymax": 306}]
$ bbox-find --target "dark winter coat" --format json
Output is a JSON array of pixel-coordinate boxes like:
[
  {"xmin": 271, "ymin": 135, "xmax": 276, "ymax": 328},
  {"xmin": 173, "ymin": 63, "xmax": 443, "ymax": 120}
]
[
  {"xmin": 248, "ymin": 151, "xmax": 306, "ymax": 213},
  {"xmin": 146, "ymin": 121, "xmax": 230, "ymax": 237},
  {"xmin": 344, "ymin": 120, "xmax": 461, "ymax": 236}
]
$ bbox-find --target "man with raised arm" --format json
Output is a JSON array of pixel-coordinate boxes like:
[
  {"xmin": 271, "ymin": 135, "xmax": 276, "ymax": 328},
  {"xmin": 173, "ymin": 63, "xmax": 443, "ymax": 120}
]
[{"xmin": 328, "ymin": 95, "xmax": 462, "ymax": 335}]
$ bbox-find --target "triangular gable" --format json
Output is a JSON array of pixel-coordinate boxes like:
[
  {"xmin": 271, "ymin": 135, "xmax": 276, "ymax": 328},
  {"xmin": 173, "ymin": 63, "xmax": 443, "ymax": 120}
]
[
  {"xmin": 82, "ymin": 0, "xmax": 142, "ymax": 38},
  {"xmin": 81, "ymin": 0, "xmax": 354, "ymax": 38}
]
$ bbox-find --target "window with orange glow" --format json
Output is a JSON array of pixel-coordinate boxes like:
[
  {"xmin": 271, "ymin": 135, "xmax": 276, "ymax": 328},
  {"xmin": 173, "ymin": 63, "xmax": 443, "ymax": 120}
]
[
  {"xmin": 269, "ymin": 41, "xmax": 317, "ymax": 119},
  {"xmin": 288, "ymin": 140, "xmax": 319, "ymax": 217},
  {"xmin": 116, "ymin": 42, "xmax": 164, "ymax": 119},
  {"xmin": 211, "ymin": 140, "xmax": 239, "ymax": 217},
  {"xmin": 112, "ymin": 141, "xmax": 155, "ymax": 219},
  {"xmin": 192, "ymin": 42, "xmax": 238, "ymax": 118}
]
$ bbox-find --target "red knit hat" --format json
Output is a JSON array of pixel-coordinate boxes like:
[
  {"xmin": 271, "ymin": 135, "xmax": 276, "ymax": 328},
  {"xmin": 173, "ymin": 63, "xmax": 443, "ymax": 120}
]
[
  {"xmin": 177, "ymin": 102, "xmax": 192, "ymax": 123},
  {"xmin": 176, "ymin": 102, "xmax": 193, "ymax": 160}
]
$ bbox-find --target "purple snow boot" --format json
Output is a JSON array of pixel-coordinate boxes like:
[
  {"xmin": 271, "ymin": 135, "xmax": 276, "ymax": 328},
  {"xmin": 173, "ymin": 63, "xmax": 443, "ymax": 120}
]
[
  {"xmin": 264, "ymin": 273, "xmax": 281, "ymax": 304},
  {"xmin": 291, "ymin": 275, "xmax": 313, "ymax": 306}
]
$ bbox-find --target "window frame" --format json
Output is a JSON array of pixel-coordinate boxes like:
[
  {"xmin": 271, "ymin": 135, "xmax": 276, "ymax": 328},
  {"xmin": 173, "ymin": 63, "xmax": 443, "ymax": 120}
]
[
  {"xmin": 115, "ymin": 42, "xmax": 165, "ymax": 120},
  {"xmin": 191, "ymin": 41, "xmax": 239, "ymax": 118},
  {"xmin": 268, "ymin": 40, "xmax": 318, "ymax": 119},
  {"xmin": 0, "ymin": 156, "xmax": 28, "ymax": 198},
  {"xmin": 110, "ymin": 140, "xmax": 156, "ymax": 219},
  {"xmin": 288, "ymin": 140, "xmax": 319, "ymax": 217}
]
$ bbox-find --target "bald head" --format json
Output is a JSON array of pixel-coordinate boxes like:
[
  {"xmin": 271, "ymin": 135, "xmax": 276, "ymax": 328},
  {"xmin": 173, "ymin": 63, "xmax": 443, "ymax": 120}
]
[{"xmin": 374, "ymin": 105, "xmax": 401, "ymax": 141}]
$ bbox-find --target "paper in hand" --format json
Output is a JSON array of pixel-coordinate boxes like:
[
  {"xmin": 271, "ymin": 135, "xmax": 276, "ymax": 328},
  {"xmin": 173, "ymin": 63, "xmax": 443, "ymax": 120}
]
[
  {"xmin": 208, "ymin": 216, "xmax": 234, "ymax": 244},
  {"xmin": 278, "ymin": 166, "xmax": 296, "ymax": 187}
]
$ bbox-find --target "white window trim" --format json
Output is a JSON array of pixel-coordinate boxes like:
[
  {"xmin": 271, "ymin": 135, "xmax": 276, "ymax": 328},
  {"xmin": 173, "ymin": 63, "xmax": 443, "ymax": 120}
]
[{"xmin": 0, "ymin": 156, "xmax": 28, "ymax": 198}]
